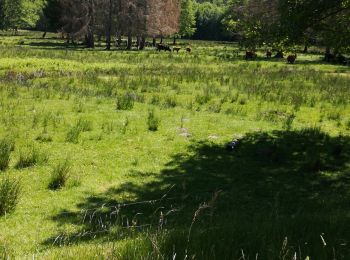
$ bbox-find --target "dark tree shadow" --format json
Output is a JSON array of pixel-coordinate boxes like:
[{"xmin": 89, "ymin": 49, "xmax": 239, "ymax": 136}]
[{"xmin": 46, "ymin": 128, "xmax": 350, "ymax": 259}]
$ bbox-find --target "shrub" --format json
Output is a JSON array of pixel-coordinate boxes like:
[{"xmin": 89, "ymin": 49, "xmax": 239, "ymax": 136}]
[
  {"xmin": 0, "ymin": 176, "xmax": 20, "ymax": 216},
  {"xmin": 48, "ymin": 159, "xmax": 71, "ymax": 190},
  {"xmin": 0, "ymin": 138, "xmax": 15, "ymax": 171},
  {"xmin": 116, "ymin": 92, "xmax": 135, "ymax": 110},
  {"xmin": 147, "ymin": 110, "xmax": 160, "ymax": 131},
  {"xmin": 15, "ymin": 145, "xmax": 48, "ymax": 169}
]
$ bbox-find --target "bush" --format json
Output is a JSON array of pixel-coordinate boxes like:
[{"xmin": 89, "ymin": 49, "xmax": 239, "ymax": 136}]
[
  {"xmin": 0, "ymin": 176, "xmax": 20, "ymax": 216},
  {"xmin": 147, "ymin": 110, "xmax": 160, "ymax": 131},
  {"xmin": 48, "ymin": 159, "xmax": 71, "ymax": 190},
  {"xmin": 0, "ymin": 138, "xmax": 15, "ymax": 171},
  {"xmin": 15, "ymin": 145, "xmax": 48, "ymax": 169},
  {"xmin": 116, "ymin": 92, "xmax": 135, "ymax": 110}
]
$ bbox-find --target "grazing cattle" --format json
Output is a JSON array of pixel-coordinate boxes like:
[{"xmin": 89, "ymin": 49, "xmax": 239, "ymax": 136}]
[
  {"xmin": 157, "ymin": 44, "xmax": 171, "ymax": 52},
  {"xmin": 266, "ymin": 51, "xmax": 272, "ymax": 58},
  {"xmin": 186, "ymin": 47, "xmax": 192, "ymax": 53},
  {"xmin": 287, "ymin": 54, "xmax": 297, "ymax": 64},
  {"xmin": 245, "ymin": 51, "xmax": 256, "ymax": 60},
  {"xmin": 325, "ymin": 53, "xmax": 335, "ymax": 62},
  {"xmin": 173, "ymin": 47, "xmax": 181, "ymax": 53},
  {"xmin": 274, "ymin": 51, "xmax": 284, "ymax": 59},
  {"xmin": 145, "ymin": 41, "xmax": 153, "ymax": 47},
  {"xmin": 337, "ymin": 54, "xmax": 346, "ymax": 65}
]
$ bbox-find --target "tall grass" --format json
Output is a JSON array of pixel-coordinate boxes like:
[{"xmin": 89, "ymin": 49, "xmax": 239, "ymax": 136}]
[
  {"xmin": 48, "ymin": 159, "xmax": 71, "ymax": 190},
  {"xmin": 147, "ymin": 110, "xmax": 160, "ymax": 131},
  {"xmin": 0, "ymin": 138, "xmax": 15, "ymax": 171},
  {"xmin": 0, "ymin": 176, "xmax": 20, "ymax": 216},
  {"xmin": 15, "ymin": 145, "xmax": 48, "ymax": 169}
]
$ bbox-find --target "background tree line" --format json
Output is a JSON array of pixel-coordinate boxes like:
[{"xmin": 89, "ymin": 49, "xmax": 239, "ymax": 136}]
[{"xmin": 0, "ymin": 0, "xmax": 349, "ymax": 55}]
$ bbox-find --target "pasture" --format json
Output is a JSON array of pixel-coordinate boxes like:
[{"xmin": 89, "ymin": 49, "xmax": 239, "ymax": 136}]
[{"xmin": 0, "ymin": 31, "xmax": 350, "ymax": 259}]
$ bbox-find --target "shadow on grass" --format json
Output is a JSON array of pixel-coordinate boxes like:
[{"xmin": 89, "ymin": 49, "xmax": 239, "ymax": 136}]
[{"xmin": 46, "ymin": 128, "xmax": 350, "ymax": 259}]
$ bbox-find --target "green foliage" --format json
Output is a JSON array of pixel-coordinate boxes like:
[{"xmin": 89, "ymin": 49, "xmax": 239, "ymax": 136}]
[
  {"xmin": 179, "ymin": 0, "xmax": 197, "ymax": 37},
  {"xmin": 224, "ymin": 0, "xmax": 350, "ymax": 52},
  {"xmin": 193, "ymin": 2, "xmax": 227, "ymax": 41},
  {"xmin": 0, "ymin": 0, "xmax": 45, "ymax": 30},
  {"xmin": 48, "ymin": 159, "xmax": 71, "ymax": 190},
  {"xmin": 0, "ymin": 176, "xmax": 20, "ymax": 216},
  {"xmin": 0, "ymin": 138, "xmax": 15, "ymax": 171}
]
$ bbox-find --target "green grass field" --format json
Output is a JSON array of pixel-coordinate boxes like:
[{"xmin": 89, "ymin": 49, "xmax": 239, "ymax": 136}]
[{"xmin": 0, "ymin": 31, "xmax": 350, "ymax": 259}]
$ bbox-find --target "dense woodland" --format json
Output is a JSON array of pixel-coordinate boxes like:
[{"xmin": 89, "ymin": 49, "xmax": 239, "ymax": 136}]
[{"xmin": 0, "ymin": 0, "xmax": 349, "ymax": 56}]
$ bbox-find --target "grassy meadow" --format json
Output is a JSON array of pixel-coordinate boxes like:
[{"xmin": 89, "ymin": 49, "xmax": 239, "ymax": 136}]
[{"xmin": 0, "ymin": 31, "xmax": 350, "ymax": 259}]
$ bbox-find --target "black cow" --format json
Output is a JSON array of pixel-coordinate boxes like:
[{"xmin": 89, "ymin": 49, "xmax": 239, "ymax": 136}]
[{"xmin": 157, "ymin": 44, "xmax": 171, "ymax": 52}]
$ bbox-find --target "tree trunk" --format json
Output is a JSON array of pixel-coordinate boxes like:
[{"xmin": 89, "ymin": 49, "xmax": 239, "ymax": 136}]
[
  {"xmin": 173, "ymin": 36, "xmax": 176, "ymax": 45},
  {"xmin": 85, "ymin": 31, "xmax": 95, "ymax": 48},
  {"xmin": 117, "ymin": 34, "xmax": 122, "ymax": 47},
  {"xmin": 152, "ymin": 38, "xmax": 156, "ymax": 47},
  {"xmin": 86, "ymin": 0, "xmax": 95, "ymax": 48},
  {"xmin": 106, "ymin": 0, "xmax": 113, "ymax": 50},
  {"xmin": 160, "ymin": 37, "xmax": 163, "ymax": 44},
  {"xmin": 139, "ymin": 36, "xmax": 145, "ymax": 50},
  {"xmin": 136, "ymin": 36, "xmax": 140, "ymax": 49},
  {"xmin": 303, "ymin": 45, "xmax": 308, "ymax": 53},
  {"xmin": 325, "ymin": 47, "xmax": 332, "ymax": 62},
  {"xmin": 127, "ymin": 33, "xmax": 132, "ymax": 50}
]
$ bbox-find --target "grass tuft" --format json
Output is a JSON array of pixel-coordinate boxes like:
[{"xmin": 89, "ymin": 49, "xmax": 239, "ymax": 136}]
[
  {"xmin": 116, "ymin": 92, "xmax": 135, "ymax": 110},
  {"xmin": 48, "ymin": 159, "xmax": 71, "ymax": 190},
  {"xmin": 0, "ymin": 176, "xmax": 20, "ymax": 216},
  {"xmin": 147, "ymin": 109, "xmax": 160, "ymax": 131},
  {"xmin": 15, "ymin": 145, "xmax": 48, "ymax": 169},
  {"xmin": 0, "ymin": 138, "xmax": 15, "ymax": 171}
]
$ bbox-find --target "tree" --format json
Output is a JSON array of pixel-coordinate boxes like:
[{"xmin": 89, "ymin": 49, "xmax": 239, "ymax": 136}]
[
  {"xmin": 40, "ymin": 0, "xmax": 63, "ymax": 32},
  {"xmin": 0, "ymin": 0, "xmax": 23, "ymax": 32},
  {"xmin": 224, "ymin": 0, "xmax": 350, "ymax": 56},
  {"xmin": 193, "ymin": 2, "xmax": 227, "ymax": 41},
  {"xmin": 59, "ymin": 0, "xmax": 97, "ymax": 47},
  {"xmin": 147, "ymin": 0, "xmax": 181, "ymax": 44},
  {"xmin": 175, "ymin": 0, "xmax": 196, "ymax": 43}
]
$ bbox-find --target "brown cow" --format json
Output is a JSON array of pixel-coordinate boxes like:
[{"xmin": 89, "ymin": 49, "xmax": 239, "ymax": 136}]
[
  {"xmin": 173, "ymin": 47, "xmax": 181, "ymax": 53},
  {"xmin": 287, "ymin": 54, "xmax": 297, "ymax": 64},
  {"xmin": 245, "ymin": 51, "xmax": 256, "ymax": 60},
  {"xmin": 186, "ymin": 47, "xmax": 192, "ymax": 53},
  {"xmin": 266, "ymin": 51, "xmax": 272, "ymax": 58}
]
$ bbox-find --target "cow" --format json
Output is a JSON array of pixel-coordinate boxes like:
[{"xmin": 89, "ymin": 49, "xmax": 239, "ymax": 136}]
[
  {"xmin": 245, "ymin": 51, "xmax": 256, "ymax": 60},
  {"xmin": 173, "ymin": 47, "xmax": 181, "ymax": 53},
  {"xmin": 157, "ymin": 44, "xmax": 171, "ymax": 52},
  {"xmin": 274, "ymin": 51, "xmax": 284, "ymax": 59},
  {"xmin": 266, "ymin": 50, "xmax": 272, "ymax": 58},
  {"xmin": 186, "ymin": 47, "xmax": 192, "ymax": 53},
  {"xmin": 337, "ymin": 54, "xmax": 347, "ymax": 65},
  {"xmin": 287, "ymin": 54, "xmax": 297, "ymax": 64}
]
